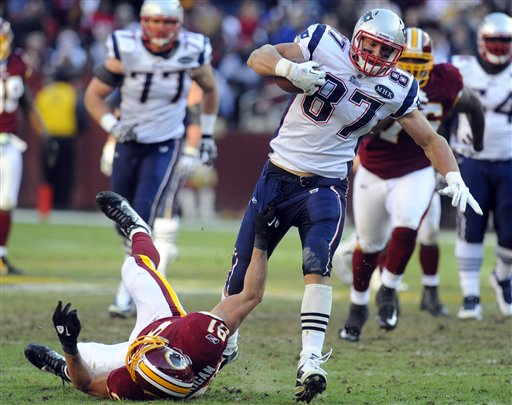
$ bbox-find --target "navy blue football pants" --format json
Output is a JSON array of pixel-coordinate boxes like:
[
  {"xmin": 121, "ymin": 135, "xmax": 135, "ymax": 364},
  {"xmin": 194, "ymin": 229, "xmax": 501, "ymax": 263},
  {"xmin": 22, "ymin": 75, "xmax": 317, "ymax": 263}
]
[
  {"xmin": 225, "ymin": 161, "xmax": 348, "ymax": 295},
  {"xmin": 456, "ymin": 156, "xmax": 512, "ymax": 249},
  {"xmin": 111, "ymin": 138, "xmax": 183, "ymax": 230}
]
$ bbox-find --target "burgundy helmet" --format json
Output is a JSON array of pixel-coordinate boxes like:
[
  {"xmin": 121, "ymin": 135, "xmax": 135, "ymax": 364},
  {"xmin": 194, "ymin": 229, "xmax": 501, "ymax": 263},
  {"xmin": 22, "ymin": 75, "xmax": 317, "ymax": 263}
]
[{"xmin": 127, "ymin": 335, "xmax": 195, "ymax": 399}]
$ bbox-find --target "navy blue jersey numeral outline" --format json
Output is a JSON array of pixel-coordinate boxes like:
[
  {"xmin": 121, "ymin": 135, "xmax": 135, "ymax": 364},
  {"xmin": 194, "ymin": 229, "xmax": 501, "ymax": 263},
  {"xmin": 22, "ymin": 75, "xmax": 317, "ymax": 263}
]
[
  {"xmin": 136, "ymin": 71, "xmax": 184, "ymax": 104},
  {"xmin": 302, "ymin": 72, "xmax": 384, "ymax": 138},
  {"xmin": 494, "ymin": 91, "xmax": 512, "ymax": 123},
  {"xmin": 389, "ymin": 70, "xmax": 410, "ymax": 87}
]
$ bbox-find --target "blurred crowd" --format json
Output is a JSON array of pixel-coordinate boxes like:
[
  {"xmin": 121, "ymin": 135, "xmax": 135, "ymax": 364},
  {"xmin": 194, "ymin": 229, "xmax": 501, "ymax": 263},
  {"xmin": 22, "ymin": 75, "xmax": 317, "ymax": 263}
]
[{"xmin": 1, "ymin": 0, "xmax": 510, "ymax": 133}]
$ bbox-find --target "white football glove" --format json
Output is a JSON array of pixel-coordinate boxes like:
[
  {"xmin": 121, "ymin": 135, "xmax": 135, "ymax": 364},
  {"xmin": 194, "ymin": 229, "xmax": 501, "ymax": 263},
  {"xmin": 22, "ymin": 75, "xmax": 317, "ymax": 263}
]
[
  {"xmin": 275, "ymin": 59, "xmax": 326, "ymax": 96},
  {"xmin": 438, "ymin": 172, "xmax": 483, "ymax": 215},
  {"xmin": 100, "ymin": 139, "xmax": 116, "ymax": 177},
  {"xmin": 418, "ymin": 89, "xmax": 429, "ymax": 108},
  {"xmin": 179, "ymin": 145, "xmax": 200, "ymax": 179}
]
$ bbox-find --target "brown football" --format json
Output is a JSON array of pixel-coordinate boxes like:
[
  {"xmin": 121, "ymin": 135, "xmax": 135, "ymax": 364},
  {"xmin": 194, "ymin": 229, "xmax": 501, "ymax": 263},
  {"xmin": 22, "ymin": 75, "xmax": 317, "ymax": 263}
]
[
  {"xmin": 272, "ymin": 76, "xmax": 303, "ymax": 93},
  {"xmin": 272, "ymin": 58, "xmax": 307, "ymax": 93}
]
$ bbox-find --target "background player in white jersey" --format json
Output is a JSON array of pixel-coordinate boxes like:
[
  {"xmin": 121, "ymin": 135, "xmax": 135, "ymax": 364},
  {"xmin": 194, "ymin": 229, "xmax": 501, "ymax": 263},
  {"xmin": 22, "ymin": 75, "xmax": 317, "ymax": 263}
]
[
  {"xmin": 0, "ymin": 18, "xmax": 46, "ymax": 275},
  {"xmin": 335, "ymin": 27, "xmax": 485, "ymax": 343},
  {"xmin": 84, "ymin": 0, "xmax": 219, "ymax": 318},
  {"xmin": 222, "ymin": 9, "xmax": 482, "ymax": 403},
  {"xmin": 451, "ymin": 12, "xmax": 512, "ymax": 320}
]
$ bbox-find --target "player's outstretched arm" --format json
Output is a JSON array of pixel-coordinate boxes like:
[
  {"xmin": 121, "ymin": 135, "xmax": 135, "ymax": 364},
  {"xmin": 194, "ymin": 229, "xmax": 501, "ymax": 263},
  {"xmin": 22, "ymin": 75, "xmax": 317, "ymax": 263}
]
[
  {"xmin": 211, "ymin": 206, "xmax": 280, "ymax": 333},
  {"xmin": 398, "ymin": 109, "xmax": 482, "ymax": 215},
  {"xmin": 52, "ymin": 301, "xmax": 110, "ymax": 398}
]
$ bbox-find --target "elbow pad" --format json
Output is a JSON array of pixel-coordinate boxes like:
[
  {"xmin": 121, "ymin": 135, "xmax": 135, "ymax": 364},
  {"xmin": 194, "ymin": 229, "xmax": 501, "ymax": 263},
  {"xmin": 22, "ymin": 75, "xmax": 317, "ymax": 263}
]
[{"xmin": 94, "ymin": 65, "xmax": 124, "ymax": 88}]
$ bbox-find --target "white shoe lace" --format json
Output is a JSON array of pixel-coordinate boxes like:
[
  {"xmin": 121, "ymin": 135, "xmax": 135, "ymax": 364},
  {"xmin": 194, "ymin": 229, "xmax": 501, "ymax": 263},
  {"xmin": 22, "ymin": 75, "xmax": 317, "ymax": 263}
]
[{"xmin": 301, "ymin": 349, "xmax": 332, "ymax": 375}]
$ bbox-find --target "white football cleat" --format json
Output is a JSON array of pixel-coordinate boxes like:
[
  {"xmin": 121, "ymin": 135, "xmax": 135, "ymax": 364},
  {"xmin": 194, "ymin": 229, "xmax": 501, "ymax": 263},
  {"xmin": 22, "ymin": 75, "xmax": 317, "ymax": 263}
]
[
  {"xmin": 457, "ymin": 296, "xmax": 483, "ymax": 320},
  {"xmin": 295, "ymin": 350, "xmax": 331, "ymax": 403}
]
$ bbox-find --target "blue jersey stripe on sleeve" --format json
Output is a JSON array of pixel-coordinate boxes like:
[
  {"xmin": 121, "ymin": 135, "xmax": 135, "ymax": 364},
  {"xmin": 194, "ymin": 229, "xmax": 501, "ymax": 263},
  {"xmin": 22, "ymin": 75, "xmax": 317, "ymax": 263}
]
[
  {"xmin": 392, "ymin": 78, "xmax": 418, "ymax": 118},
  {"xmin": 112, "ymin": 33, "xmax": 120, "ymax": 60},
  {"xmin": 308, "ymin": 24, "xmax": 326, "ymax": 60},
  {"xmin": 198, "ymin": 37, "xmax": 207, "ymax": 65}
]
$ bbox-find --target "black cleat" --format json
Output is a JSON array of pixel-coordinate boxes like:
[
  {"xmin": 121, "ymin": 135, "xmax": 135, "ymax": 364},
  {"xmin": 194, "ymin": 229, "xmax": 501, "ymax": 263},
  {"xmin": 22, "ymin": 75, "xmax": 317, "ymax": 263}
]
[
  {"xmin": 339, "ymin": 303, "xmax": 369, "ymax": 342},
  {"xmin": 420, "ymin": 286, "xmax": 449, "ymax": 316},
  {"xmin": 96, "ymin": 191, "xmax": 151, "ymax": 238},
  {"xmin": 0, "ymin": 256, "xmax": 24, "ymax": 275},
  {"xmin": 24, "ymin": 343, "xmax": 71, "ymax": 383},
  {"xmin": 376, "ymin": 285, "xmax": 399, "ymax": 331}
]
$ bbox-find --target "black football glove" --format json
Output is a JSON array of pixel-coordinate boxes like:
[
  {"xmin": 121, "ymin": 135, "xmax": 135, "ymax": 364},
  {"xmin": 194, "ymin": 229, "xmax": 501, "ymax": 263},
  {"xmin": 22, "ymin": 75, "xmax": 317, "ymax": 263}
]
[
  {"xmin": 199, "ymin": 135, "xmax": 217, "ymax": 166},
  {"xmin": 52, "ymin": 301, "xmax": 81, "ymax": 355},
  {"xmin": 254, "ymin": 205, "xmax": 279, "ymax": 250}
]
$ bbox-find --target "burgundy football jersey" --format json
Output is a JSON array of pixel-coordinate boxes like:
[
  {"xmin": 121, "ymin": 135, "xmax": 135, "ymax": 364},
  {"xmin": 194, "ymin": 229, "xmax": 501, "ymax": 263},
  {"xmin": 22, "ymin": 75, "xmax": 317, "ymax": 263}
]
[
  {"xmin": 358, "ymin": 63, "xmax": 463, "ymax": 179},
  {"xmin": 0, "ymin": 49, "xmax": 28, "ymax": 133},
  {"xmin": 107, "ymin": 311, "xmax": 229, "ymax": 400}
]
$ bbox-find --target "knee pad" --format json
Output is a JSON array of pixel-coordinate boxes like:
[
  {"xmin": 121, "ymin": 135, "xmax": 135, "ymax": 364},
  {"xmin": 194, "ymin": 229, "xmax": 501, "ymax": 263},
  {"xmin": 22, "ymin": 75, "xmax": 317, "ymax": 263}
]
[{"xmin": 302, "ymin": 245, "xmax": 330, "ymax": 276}]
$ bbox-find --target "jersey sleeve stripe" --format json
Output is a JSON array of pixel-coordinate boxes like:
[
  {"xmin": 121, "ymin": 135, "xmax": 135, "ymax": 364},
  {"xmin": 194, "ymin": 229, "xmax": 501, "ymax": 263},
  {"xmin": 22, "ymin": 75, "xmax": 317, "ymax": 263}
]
[
  {"xmin": 392, "ymin": 78, "xmax": 418, "ymax": 118},
  {"xmin": 111, "ymin": 33, "xmax": 120, "ymax": 60},
  {"xmin": 308, "ymin": 24, "xmax": 327, "ymax": 59}
]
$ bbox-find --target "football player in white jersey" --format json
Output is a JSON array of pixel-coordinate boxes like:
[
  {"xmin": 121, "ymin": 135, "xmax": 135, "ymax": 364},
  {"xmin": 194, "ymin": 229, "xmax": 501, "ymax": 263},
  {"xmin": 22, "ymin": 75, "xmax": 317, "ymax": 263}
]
[
  {"xmin": 84, "ymin": 0, "xmax": 219, "ymax": 318},
  {"xmin": 335, "ymin": 27, "xmax": 485, "ymax": 343},
  {"xmin": 222, "ymin": 9, "xmax": 482, "ymax": 403},
  {"xmin": 451, "ymin": 12, "xmax": 512, "ymax": 320}
]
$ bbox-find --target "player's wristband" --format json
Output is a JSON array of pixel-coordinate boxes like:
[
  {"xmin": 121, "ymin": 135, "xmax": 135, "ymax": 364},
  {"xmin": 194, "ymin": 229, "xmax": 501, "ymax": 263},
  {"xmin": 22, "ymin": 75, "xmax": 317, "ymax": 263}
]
[
  {"xmin": 100, "ymin": 113, "xmax": 118, "ymax": 133},
  {"xmin": 274, "ymin": 58, "xmax": 293, "ymax": 78},
  {"xmin": 200, "ymin": 114, "xmax": 217, "ymax": 137},
  {"xmin": 183, "ymin": 145, "xmax": 199, "ymax": 157},
  {"xmin": 254, "ymin": 235, "xmax": 269, "ymax": 251}
]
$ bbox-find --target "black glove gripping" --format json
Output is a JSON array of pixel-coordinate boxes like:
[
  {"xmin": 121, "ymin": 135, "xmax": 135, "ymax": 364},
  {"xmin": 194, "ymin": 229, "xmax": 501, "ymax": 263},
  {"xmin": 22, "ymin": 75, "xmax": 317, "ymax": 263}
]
[
  {"xmin": 254, "ymin": 205, "xmax": 279, "ymax": 250},
  {"xmin": 52, "ymin": 301, "xmax": 81, "ymax": 355},
  {"xmin": 199, "ymin": 134, "xmax": 217, "ymax": 166}
]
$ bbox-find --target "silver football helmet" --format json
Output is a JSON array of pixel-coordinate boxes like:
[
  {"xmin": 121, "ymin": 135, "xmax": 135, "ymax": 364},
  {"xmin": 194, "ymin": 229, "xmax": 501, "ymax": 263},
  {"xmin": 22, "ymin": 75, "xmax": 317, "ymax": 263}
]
[
  {"xmin": 350, "ymin": 9, "xmax": 406, "ymax": 77},
  {"xmin": 140, "ymin": 0, "xmax": 184, "ymax": 51},
  {"xmin": 477, "ymin": 12, "xmax": 512, "ymax": 65}
]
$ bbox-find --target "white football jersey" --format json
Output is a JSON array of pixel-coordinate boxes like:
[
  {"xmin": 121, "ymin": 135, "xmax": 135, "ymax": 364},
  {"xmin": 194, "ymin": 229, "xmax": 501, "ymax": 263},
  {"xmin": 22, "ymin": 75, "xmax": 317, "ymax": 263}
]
[
  {"xmin": 269, "ymin": 24, "xmax": 419, "ymax": 179},
  {"xmin": 451, "ymin": 55, "xmax": 512, "ymax": 160},
  {"xmin": 106, "ymin": 29, "xmax": 212, "ymax": 143}
]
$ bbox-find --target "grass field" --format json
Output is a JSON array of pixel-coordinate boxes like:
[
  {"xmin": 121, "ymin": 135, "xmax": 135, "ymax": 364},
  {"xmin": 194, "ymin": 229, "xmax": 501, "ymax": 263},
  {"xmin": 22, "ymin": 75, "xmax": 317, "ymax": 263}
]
[{"xmin": 1, "ymin": 211, "xmax": 511, "ymax": 404}]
